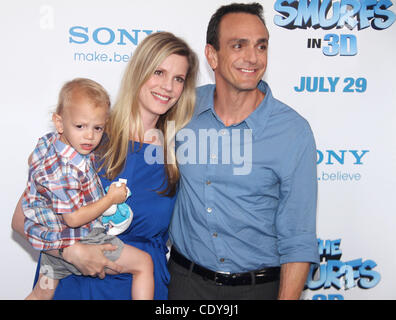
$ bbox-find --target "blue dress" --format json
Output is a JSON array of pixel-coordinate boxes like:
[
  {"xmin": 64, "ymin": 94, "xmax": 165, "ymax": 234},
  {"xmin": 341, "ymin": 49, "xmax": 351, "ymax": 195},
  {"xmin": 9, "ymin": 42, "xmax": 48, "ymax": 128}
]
[{"xmin": 34, "ymin": 142, "xmax": 176, "ymax": 299}]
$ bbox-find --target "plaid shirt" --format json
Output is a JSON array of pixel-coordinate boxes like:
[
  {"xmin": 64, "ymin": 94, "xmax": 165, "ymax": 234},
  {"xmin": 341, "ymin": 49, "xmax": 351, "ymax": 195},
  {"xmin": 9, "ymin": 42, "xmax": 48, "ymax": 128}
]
[{"xmin": 22, "ymin": 132, "xmax": 104, "ymax": 250}]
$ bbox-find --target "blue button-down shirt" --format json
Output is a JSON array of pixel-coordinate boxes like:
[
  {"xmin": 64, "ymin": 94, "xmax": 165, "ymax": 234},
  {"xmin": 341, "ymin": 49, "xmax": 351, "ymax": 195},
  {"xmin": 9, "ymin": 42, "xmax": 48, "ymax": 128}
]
[{"xmin": 169, "ymin": 81, "xmax": 319, "ymax": 273}]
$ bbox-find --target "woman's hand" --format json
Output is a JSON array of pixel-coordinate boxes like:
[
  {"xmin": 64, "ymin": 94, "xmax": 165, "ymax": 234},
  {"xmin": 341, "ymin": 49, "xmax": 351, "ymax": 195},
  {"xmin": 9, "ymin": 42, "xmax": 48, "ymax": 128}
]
[{"xmin": 62, "ymin": 242, "xmax": 123, "ymax": 279}]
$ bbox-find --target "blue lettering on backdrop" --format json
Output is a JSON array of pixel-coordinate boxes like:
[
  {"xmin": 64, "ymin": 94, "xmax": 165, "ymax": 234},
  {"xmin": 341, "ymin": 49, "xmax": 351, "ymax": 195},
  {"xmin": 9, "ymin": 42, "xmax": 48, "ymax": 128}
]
[
  {"xmin": 316, "ymin": 150, "xmax": 368, "ymax": 182},
  {"xmin": 69, "ymin": 27, "xmax": 156, "ymax": 45},
  {"xmin": 316, "ymin": 150, "xmax": 369, "ymax": 165},
  {"xmin": 274, "ymin": 0, "xmax": 396, "ymax": 30},
  {"xmin": 306, "ymin": 239, "xmax": 381, "ymax": 295},
  {"xmin": 295, "ymin": 77, "xmax": 367, "ymax": 92},
  {"xmin": 69, "ymin": 26, "xmax": 89, "ymax": 44},
  {"xmin": 93, "ymin": 27, "xmax": 115, "ymax": 45},
  {"xmin": 295, "ymin": 76, "xmax": 340, "ymax": 92}
]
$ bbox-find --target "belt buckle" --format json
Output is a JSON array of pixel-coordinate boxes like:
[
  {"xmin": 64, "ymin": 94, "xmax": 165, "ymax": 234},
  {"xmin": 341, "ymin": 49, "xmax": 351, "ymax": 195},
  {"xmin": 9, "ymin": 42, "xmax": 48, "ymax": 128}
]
[{"xmin": 214, "ymin": 270, "xmax": 231, "ymax": 286}]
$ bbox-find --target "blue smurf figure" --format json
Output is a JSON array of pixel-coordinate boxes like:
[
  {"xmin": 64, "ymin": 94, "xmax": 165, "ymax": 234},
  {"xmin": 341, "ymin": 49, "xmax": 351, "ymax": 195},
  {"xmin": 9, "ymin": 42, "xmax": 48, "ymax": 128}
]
[{"xmin": 102, "ymin": 178, "xmax": 133, "ymax": 235}]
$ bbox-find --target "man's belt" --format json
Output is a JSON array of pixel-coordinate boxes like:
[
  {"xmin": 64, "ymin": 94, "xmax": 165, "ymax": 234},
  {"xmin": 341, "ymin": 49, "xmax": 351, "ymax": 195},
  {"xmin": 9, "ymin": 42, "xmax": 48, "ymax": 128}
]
[{"xmin": 170, "ymin": 248, "xmax": 280, "ymax": 286}]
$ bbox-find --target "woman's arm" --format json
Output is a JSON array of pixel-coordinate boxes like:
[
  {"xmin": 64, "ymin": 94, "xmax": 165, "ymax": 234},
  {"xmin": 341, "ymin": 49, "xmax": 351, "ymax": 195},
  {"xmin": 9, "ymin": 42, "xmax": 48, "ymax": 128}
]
[
  {"xmin": 11, "ymin": 192, "xmax": 27, "ymax": 238},
  {"xmin": 12, "ymin": 191, "xmax": 61, "ymax": 259},
  {"xmin": 11, "ymin": 191, "xmax": 123, "ymax": 277}
]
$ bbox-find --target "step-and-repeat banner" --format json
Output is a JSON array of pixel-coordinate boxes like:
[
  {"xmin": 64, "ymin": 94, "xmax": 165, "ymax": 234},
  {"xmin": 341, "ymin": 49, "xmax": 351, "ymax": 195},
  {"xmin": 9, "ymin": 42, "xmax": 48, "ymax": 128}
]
[{"xmin": 1, "ymin": 0, "xmax": 395, "ymax": 299}]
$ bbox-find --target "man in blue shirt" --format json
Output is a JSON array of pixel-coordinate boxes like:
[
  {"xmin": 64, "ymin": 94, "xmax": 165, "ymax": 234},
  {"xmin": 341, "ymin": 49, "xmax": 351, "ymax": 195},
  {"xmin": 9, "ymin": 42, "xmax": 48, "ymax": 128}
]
[{"xmin": 168, "ymin": 3, "xmax": 319, "ymax": 300}]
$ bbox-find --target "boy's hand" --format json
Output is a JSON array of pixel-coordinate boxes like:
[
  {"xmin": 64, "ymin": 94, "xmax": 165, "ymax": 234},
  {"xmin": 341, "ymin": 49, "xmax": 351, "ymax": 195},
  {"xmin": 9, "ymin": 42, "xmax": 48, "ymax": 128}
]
[{"xmin": 106, "ymin": 183, "xmax": 128, "ymax": 204}]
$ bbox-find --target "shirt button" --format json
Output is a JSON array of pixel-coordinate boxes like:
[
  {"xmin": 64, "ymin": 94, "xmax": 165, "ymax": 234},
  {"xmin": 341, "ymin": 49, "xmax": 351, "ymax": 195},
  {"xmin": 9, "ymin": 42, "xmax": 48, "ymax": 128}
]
[
  {"xmin": 211, "ymin": 154, "xmax": 217, "ymax": 160},
  {"xmin": 213, "ymin": 232, "xmax": 218, "ymax": 238},
  {"xmin": 207, "ymin": 207, "xmax": 212, "ymax": 213},
  {"xmin": 219, "ymin": 258, "xmax": 225, "ymax": 263},
  {"xmin": 206, "ymin": 180, "xmax": 211, "ymax": 185}
]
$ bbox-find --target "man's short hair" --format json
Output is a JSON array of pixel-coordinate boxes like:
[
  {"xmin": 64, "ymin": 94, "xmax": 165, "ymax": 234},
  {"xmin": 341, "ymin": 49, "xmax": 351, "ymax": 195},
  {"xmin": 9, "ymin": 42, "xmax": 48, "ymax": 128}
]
[{"xmin": 206, "ymin": 2, "xmax": 266, "ymax": 50}]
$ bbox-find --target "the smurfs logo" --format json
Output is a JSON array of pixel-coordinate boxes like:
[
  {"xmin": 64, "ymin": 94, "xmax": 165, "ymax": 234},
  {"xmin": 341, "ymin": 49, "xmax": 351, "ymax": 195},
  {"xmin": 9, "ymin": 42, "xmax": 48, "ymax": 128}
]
[
  {"xmin": 273, "ymin": 0, "xmax": 396, "ymax": 57},
  {"xmin": 274, "ymin": 0, "xmax": 396, "ymax": 30},
  {"xmin": 305, "ymin": 239, "xmax": 381, "ymax": 300}
]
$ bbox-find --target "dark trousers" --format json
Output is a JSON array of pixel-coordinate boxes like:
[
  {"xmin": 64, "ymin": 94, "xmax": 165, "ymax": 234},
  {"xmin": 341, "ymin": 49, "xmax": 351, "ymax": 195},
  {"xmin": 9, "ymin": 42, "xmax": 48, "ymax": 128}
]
[{"xmin": 168, "ymin": 258, "xmax": 280, "ymax": 300}]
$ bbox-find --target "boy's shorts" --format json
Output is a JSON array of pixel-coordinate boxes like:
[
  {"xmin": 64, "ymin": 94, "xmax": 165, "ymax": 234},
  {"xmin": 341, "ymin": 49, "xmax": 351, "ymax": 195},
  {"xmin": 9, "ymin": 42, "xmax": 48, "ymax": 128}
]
[{"xmin": 40, "ymin": 228, "xmax": 124, "ymax": 280}]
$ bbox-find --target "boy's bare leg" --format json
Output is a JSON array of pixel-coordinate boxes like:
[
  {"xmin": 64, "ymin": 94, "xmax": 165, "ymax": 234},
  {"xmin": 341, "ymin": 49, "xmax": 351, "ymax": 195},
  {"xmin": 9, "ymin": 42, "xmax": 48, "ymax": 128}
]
[
  {"xmin": 25, "ymin": 274, "xmax": 58, "ymax": 300},
  {"xmin": 106, "ymin": 245, "xmax": 154, "ymax": 300}
]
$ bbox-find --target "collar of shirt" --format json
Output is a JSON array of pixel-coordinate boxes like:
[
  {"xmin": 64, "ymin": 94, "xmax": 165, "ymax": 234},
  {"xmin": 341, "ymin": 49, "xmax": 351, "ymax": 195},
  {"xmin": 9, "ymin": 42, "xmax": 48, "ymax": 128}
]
[
  {"xmin": 53, "ymin": 133, "xmax": 94, "ymax": 172},
  {"xmin": 195, "ymin": 80, "xmax": 274, "ymax": 137}
]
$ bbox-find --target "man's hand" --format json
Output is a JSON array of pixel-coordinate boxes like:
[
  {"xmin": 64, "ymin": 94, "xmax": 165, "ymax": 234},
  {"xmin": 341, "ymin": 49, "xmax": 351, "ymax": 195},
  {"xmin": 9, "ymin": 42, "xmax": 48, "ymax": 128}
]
[{"xmin": 278, "ymin": 262, "xmax": 310, "ymax": 300}]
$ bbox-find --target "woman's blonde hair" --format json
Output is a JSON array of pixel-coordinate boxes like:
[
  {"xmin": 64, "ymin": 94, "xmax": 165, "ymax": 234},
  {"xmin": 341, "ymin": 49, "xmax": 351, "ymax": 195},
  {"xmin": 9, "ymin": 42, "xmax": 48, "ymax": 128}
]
[{"xmin": 101, "ymin": 32, "xmax": 198, "ymax": 196}]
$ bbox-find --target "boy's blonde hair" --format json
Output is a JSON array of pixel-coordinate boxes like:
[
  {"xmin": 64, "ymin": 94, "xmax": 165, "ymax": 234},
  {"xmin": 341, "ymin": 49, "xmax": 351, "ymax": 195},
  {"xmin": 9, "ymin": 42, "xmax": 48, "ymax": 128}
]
[
  {"xmin": 101, "ymin": 32, "xmax": 199, "ymax": 197},
  {"xmin": 56, "ymin": 78, "xmax": 110, "ymax": 114}
]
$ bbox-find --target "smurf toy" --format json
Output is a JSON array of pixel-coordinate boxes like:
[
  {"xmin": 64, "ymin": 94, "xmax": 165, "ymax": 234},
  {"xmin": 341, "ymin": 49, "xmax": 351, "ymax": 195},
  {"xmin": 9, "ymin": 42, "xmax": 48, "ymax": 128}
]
[{"xmin": 102, "ymin": 178, "xmax": 133, "ymax": 235}]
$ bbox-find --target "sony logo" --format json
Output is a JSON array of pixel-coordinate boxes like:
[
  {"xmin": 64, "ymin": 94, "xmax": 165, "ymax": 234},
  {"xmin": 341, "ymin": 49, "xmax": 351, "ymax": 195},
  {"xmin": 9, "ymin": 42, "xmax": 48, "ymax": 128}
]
[
  {"xmin": 69, "ymin": 26, "xmax": 159, "ymax": 45},
  {"xmin": 317, "ymin": 149, "xmax": 369, "ymax": 165}
]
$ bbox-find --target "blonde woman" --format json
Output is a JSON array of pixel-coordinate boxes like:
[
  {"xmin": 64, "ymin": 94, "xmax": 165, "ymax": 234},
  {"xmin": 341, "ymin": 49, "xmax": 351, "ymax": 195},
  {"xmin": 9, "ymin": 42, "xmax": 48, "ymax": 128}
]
[{"xmin": 12, "ymin": 32, "xmax": 198, "ymax": 299}]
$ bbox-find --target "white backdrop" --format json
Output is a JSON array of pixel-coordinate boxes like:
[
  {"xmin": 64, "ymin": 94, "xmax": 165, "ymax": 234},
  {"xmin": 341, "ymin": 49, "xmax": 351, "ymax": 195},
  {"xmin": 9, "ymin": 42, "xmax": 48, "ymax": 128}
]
[{"xmin": 1, "ymin": 0, "xmax": 395, "ymax": 300}]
